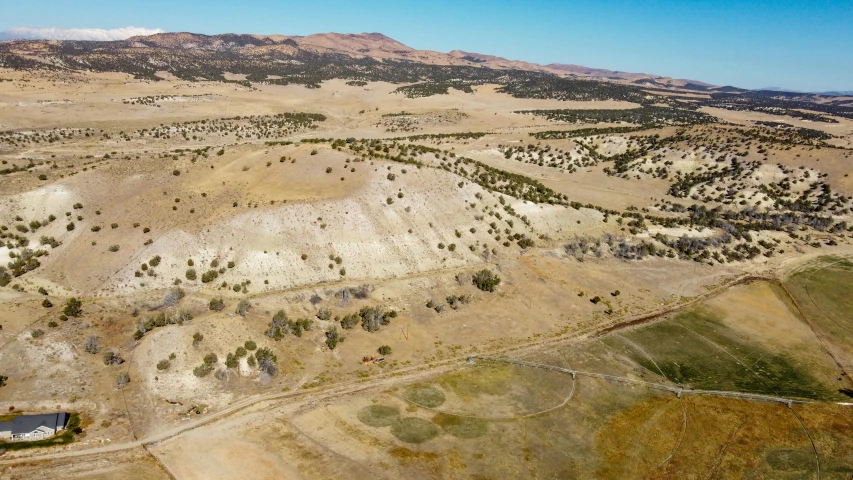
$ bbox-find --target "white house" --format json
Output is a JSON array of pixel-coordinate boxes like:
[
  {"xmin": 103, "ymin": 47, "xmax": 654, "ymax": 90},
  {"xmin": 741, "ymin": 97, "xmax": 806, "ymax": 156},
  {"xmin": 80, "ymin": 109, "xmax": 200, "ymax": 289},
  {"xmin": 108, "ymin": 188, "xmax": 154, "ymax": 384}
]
[{"xmin": 0, "ymin": 413, "xmax": 69, "ymax": 441}]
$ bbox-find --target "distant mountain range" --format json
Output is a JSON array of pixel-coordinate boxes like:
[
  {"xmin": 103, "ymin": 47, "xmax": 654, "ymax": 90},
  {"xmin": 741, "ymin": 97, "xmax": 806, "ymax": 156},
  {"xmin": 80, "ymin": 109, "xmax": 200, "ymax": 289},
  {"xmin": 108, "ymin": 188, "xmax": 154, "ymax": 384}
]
[
  {"xmin": 4, "ymin": 31, "xmax": 848, "ymax": 97},
  {"xmin": 119, "ymin": 31, "xmax": 714, "ymax": 89},
  {"xmin": 760, "ymin": 87, "xmax": 853, "ymax": 96}
]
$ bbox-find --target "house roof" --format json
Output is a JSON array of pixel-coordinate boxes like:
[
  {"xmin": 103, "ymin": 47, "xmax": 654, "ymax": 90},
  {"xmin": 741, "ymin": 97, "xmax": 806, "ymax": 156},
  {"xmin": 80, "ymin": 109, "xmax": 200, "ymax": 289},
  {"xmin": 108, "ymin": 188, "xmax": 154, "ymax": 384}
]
[{"xmin": 0, "ymin": 413, "xmax": 68, "ymax": 435}]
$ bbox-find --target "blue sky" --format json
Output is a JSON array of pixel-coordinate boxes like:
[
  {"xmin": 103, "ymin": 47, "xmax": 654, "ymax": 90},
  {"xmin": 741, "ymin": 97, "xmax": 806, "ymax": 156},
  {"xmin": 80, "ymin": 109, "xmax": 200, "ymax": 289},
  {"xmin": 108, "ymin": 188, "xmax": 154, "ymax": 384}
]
[{"xmin": 2, "ymin": 0, "xmax": 851, "ymax": 92}]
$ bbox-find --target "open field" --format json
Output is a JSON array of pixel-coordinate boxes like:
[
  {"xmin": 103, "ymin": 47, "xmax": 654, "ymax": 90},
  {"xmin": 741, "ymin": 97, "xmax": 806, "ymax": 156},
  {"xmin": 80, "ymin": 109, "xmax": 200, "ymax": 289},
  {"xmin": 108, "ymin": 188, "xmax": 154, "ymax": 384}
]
[{"xmin": 1, "ymin": 38, "xmax": 853, "ymax": 478}]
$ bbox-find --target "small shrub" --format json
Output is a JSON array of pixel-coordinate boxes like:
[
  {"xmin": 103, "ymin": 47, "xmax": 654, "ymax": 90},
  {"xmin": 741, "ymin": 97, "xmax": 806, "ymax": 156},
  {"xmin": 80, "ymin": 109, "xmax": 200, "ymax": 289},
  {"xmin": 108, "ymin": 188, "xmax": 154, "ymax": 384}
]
[
  {"xmin": 201, "ymin": 270, "xmax": 218, "ymax": 283},
  {"xmin": 156, "ymin": 359, "xmax": 171, "ymax": 370},
  {"xmin": 42, "ymin": 299, "xmax": 53, "ymax": 308},
  {"xmin": 472, "ymin": 269, "xmax": 501, "ymax": 292},
  {"xmin": 163, "ymin": 288, "xmax": 185, "ymax": 306},
  {"xmin": 185, "ymin": 268, "xmax": 197, "ymax": 281},
  {"xmin": 378, "ymin": 345, "xmax": 392, "ymax": 355},
  {"xmin": 208, "ymin": 297, "xmax": 225, "ymax": 311},
  {"xmin": 225, "ymin": 353, "xmax": 238, "ymax": 368},
  {"xmin": 325, "ymin": 327, "xmax": 343, "ymax": 350},
  {"xmin": 103, "ymin": 351, "xmax": 124, "ymax": 365},
  {"xmin": 245, "ymin": 340, "xmax": 257, "ymax": 351},
  {"xmin": 64, "ymin": 298, "xmax": 83, "ymax": 317},
  {"xmin": 236, "ymin": 299, "xmax": 251, "ymax": 316},
  {"xmin": 84, "ymin": 335, "xmax": 100, "ymax": 354},
  {"xmin": 108, "ymin": 244, "xmax": 120, "ymax": 252},
  {"xmin": 255, "ymin": 347, "xmax": 278, "ymax": 375},
  {"xmin": 116, "ymin": 373, "xmax": 130, "ymax": 389}
]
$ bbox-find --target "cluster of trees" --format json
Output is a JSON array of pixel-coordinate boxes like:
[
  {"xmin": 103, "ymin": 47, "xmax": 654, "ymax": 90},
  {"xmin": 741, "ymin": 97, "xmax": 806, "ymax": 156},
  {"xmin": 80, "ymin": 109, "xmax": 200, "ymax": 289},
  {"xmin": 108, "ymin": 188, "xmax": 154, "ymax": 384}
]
[
  {"xmin": 6, "ymin": 248, "xmax": 47, "ymax": 277},
  {"xmin": 192, "ymin": 340, "xmax": 273, "ymax": 378},
  {"xmin": 499, "ymin": 142, "xmax": 600, "ymax": 174},
  {"xmin": 427, "ymin": 294, "xmax": 471, "ymax": 313},
  {"xmin": 566, "ymin": 234, "xmax": 663, "ymax": 262},
  {"xmin": 532, "ymin": 125, "xmax": 651, "ymax": 140},
  {"xmin": 122, "ymin": 94, "xmax": 211, "ymax": 107},
  {"xmin": 337, "ymin": 306, "xmax": 397, "ymax": 332},
  {"xmin": 266, "ymin": 310, "xmax": 313, "ymax": 340},
  {"xmin": 393, "ymin": 82, "xmax": 475, "ymax": 98},
  {"xmin": 95, "ymin": 111, "xmax": 327, "ymax": 146},
  {"xmin": 133, "ymin": 309, "xmax": 193, "ymax": 340},
  {"xmin": 701, "ymin": 95, "xmax": 845, "ymax": 123},
  {"xmin": 517, "ymin": 106, "xmax": 715, "ymax": 127}
]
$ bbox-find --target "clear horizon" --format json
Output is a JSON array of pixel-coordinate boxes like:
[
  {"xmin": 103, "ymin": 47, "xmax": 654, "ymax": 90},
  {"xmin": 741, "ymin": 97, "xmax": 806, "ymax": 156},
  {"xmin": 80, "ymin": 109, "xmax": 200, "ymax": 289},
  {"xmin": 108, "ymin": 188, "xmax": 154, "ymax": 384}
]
[{"xmin": 2, "ymin": 0, "xmax": 851, "ymax": 92}]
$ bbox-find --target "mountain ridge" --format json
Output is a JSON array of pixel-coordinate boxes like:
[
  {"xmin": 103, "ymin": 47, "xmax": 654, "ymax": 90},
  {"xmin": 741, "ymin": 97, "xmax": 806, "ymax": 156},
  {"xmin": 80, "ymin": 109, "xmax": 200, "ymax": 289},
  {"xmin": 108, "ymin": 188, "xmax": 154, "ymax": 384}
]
[{"xmin": 121, "ymin": 31, "xmax": 712, "ymax": 88}]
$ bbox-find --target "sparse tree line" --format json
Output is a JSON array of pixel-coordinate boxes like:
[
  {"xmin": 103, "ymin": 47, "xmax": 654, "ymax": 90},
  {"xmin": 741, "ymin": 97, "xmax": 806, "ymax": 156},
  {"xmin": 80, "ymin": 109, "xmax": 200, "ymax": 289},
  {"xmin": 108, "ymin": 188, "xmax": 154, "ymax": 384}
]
[
  {"xmin": 516, "ymin": 106, "xmax": 715, "ymax": 127},
  {"xmin": 191, "ymin": 339, "xmax": 277, "ymax": 378}
]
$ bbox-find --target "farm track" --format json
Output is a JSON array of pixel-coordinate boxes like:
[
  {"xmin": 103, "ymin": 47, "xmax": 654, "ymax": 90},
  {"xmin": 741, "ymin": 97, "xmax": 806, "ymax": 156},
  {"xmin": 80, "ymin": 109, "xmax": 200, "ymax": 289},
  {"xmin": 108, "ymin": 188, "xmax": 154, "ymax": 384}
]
[
  {"xmin": 0, "ymin": 271, "xmax": 832, "ymax": 466},
  {"xmin": 475, "ymin": 356, "xmax": 815, "ymax": 405}
]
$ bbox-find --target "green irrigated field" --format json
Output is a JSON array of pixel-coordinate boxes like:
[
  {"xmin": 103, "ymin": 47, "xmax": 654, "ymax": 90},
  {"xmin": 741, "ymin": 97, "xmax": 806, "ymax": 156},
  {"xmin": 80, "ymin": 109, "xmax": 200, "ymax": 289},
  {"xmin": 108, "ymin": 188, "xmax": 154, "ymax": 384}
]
[
  {"xmin": 784, "ymin": 255, "xmax": 853, "ymax": 394},
  {"xmin": 606, "ymin": 306, "xmax": 842, "ymax": 400}
]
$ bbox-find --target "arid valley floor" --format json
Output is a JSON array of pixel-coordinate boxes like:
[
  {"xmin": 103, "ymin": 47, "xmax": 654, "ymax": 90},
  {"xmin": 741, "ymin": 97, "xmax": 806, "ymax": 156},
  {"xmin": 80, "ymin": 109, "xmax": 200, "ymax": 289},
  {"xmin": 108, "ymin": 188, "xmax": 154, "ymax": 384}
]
[{"xmin": 1, "ymin": 34, "xmax": 853, "ymax": 479}]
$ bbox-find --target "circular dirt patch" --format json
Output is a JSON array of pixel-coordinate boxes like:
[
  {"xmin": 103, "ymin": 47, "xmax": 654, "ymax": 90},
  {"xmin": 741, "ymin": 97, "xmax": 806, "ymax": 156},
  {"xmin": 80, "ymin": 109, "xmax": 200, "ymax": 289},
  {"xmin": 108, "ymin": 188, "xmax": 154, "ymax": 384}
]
[
  {"xmin": 390, "ymin": 417, "xmax": 440, "ymax": 444},
  {"xmin": 432, "ymin": 412, "xmax": 488, "ymax": 439},
  {"xmin": 404, "ymin": 385, "xmax": 446, "ymax": 408},
  {"xmin": 357, "ymin": 405, "xmax": 401, "ymax": 427}
]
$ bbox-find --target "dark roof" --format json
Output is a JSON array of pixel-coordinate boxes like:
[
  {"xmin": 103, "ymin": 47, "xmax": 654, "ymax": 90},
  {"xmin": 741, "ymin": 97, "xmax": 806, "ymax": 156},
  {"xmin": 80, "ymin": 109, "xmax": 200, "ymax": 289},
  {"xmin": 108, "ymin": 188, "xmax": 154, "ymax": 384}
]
[{"xmin": 0, "ymin": 413, "xmax": 68, "ymax": 435}]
